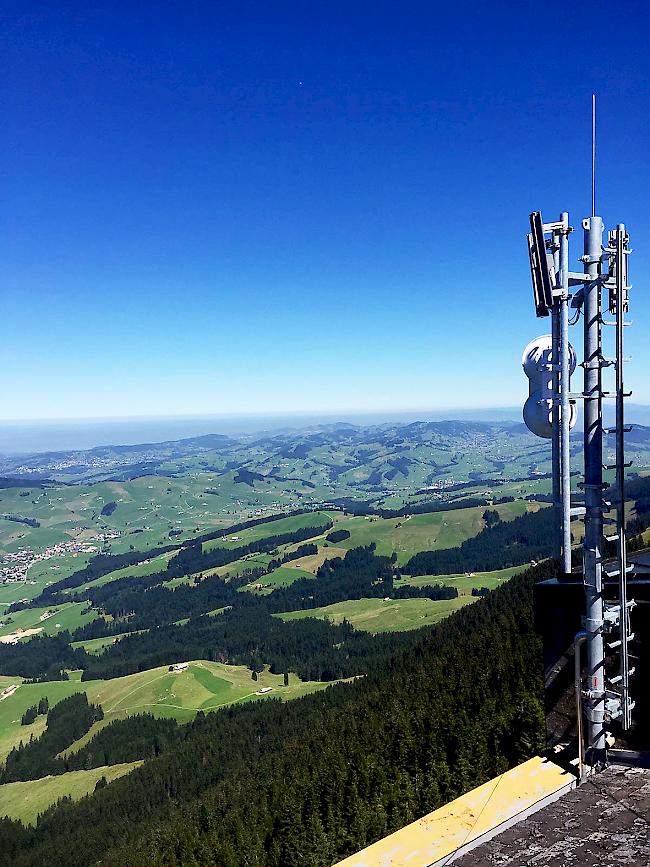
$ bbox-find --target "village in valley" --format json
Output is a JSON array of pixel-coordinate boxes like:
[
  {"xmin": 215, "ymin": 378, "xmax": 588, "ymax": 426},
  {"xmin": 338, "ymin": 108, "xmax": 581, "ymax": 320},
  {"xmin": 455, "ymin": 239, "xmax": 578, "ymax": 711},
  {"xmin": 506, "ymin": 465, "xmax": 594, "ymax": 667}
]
[{"xmin": 0, "ymin": 530, "xmax": 120, "ymax": 586}]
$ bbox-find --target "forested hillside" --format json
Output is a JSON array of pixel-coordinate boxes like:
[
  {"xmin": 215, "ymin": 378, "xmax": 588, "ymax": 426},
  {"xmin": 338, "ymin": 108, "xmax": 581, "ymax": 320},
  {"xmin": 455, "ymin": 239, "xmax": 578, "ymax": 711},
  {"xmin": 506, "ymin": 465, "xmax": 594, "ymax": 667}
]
[
  {"xmin": 1, "ymin": 438, "xmax": 647, "ymax": 864},
  {"xmin": 403, "ymin": 507, "xmax": 555, "ymax": 574},
  {"xmin": 0, "ymin": 561, "xmax": 552, "ymax": 867}
]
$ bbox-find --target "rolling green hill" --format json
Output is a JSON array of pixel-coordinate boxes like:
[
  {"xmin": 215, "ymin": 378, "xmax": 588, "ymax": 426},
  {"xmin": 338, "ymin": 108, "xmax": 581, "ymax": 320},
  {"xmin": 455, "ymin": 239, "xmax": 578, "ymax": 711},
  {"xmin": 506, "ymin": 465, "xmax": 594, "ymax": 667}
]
[
  {"xmin": 0, "ymin": 601, "xmax": 97, "ymax": 641},
  {"xmin": 0, "ymin": 762, "xmax": 142, "ymax": 825},
  {"xmin": 277, "ymin": 595, "xmax": 478, "ymax": 633},
  {"xmin": 0, "ymin": 661, "xmax": 337, "ymax": 763},
  {"xmin": 395, "ymin": 565, "xmax": 526, "ymax": 594}
]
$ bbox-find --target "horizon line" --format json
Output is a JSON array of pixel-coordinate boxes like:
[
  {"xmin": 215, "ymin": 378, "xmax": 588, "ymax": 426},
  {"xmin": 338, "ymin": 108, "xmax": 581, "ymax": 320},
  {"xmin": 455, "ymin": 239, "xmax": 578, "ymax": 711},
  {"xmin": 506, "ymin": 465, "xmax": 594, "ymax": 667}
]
[{"xmin": 0, "ymin": 406, "xmax": 528, "ymax": 425}]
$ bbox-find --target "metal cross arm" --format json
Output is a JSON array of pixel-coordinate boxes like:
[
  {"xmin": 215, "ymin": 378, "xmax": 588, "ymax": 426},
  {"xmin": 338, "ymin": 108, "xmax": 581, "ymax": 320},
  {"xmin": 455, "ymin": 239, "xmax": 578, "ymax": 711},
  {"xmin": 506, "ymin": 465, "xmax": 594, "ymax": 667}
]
[{"xmin": 568, "ymin": 271, "xmax": 591, "ymax": 283}]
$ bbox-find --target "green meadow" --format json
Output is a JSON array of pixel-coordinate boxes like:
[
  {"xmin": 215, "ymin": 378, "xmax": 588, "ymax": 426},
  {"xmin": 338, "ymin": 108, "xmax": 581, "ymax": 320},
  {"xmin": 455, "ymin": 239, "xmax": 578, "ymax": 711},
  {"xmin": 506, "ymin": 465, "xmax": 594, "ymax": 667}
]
[
  {"xmin": 67, "ymin": 549, "xmax": 179, "ymax": 595},
  {"xmin": 0, "ymin": 661, "xmax": 337, "ymax": 763},
  {"xmin": 0, "ymin": 679, "xmax": 82, "ymax": 763},
  {"xmin": 71, "ymin": 631, "xmax": 148, "ymax": 654},
  {"xmin": 0, "ymin": 500, "xmax": 525, "ymax": 610},
  {"xmin": 0, "ymin": 472, "xmax": 280, "ymax": 565},
  {"xmin": 277, "ymin": 595, "xmax": 478, "ymax": 633},
  {"xmin": 202, "ymin": 511, "xmax": 335, "ymax": 552},
  {"xmin": 319, "ymin": 500, "xmax": 531, "ymax": 566},
  {"xmin": 395, "ymin": 565, "xmax": 525, "ymax": 595},
  {"xmin": 239, "ymin": 565, "xmax": 316, "ymax": 595},
  {"xmin": 216, "ymin": 504, "xmax": 533, "ymax": 587},
  {"xmin": 0, "ymin": 762, "xmax": 142, "ymax": 825},
  {"xmin": 0, "ymin": 601, "xmax": 97, "ymax": 640}
]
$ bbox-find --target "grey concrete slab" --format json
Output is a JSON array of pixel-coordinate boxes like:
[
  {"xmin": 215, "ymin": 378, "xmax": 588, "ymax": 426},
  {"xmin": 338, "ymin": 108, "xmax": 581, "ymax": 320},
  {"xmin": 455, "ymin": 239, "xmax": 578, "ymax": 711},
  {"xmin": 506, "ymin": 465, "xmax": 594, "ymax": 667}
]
[{"xmin": 453, "ymin": 765, "xmax": 650, "ymax": 866}]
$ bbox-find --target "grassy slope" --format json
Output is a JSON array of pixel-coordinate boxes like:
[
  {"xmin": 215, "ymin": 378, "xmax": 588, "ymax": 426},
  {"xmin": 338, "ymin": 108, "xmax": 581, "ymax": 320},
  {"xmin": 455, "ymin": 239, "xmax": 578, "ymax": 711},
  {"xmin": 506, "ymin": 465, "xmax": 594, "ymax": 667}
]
[
  {"xmin": 201, "ymin": 511, "xmax": 335, "ymax": 553},
  {"xmin": 0, "ymin": 473, "xmax": 320, "ymax": 592},
  {"xmin": 71, "ymin": 631, "xmax": 148, "ymax": 654},
  {"xmin": 395, "ymin": 565, "xmax": 525, "ymax": 595},
  {"xmin": 0, "ymin": 680, "xmax": 80, "ymax": 763},
  {"xmin": 0, "ymin": 762, "xmax": 142, "ymax": 825},
  {"xmin": 284, "ymin": 545, "xmax": 348, "ymax": 573},
  {"xmin": 277, "ymin": 596, "xmax": 477, "ymax": 633},
  {"xmin": 0, "ymin": 662, "xmax": 337, "ymax": 763},
  {"xmin": 3, "ymin": 507, "xmax": 329, "ymax": 606},
  {"xmin": 2, "ymin": 501, "xmax": 537, "ymax": 610},
  {"xmin": 51, "ymin": 502, "xmax": 550, "ymax": 603},
  {"xmin": 87, "ymin": 661, "xmax": 329, "ymax": 723},
  {"xmin": 0, "ymin": 553, "xmax": 96, "ymax": 607},
  {"xmin": 330, "ymin": 500, "xmax": 531, "ymax": 565},
  {"xmin": 0, "ymin": 476, "xmax": 238, "ymax": 559},
  {"xmin": 66, "ymin": 550, "xmax": 178, "ymax": 595},
  {"xmin": 218, "ymin": 504, "xmax": 531, "ymax": 587},
  {"xmin": 204, "ymin": 554, "xmax": 274, "ymax": 580},
  {"xmin": 0, "ymin": 601, "xmax": 97, "ymax": 640},
  {"xmin": 239, "ymin": 565, "xmax": 316, "ymax": 595}
]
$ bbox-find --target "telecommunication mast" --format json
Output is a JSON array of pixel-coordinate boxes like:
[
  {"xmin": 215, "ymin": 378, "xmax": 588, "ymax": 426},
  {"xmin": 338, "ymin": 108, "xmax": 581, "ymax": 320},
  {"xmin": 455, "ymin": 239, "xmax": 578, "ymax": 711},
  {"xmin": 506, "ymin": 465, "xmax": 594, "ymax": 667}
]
[{"xmin": 523, "ymin": 191, "xmax": 635, "ymax": 771}]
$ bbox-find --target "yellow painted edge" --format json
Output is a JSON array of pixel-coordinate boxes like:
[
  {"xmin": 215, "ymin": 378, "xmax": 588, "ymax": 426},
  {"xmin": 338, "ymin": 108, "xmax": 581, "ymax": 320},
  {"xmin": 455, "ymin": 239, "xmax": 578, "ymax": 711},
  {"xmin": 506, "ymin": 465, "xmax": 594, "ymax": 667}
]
[{"xmin": 335, "ymin": 756, "xmax": 573, "ymax": 867}]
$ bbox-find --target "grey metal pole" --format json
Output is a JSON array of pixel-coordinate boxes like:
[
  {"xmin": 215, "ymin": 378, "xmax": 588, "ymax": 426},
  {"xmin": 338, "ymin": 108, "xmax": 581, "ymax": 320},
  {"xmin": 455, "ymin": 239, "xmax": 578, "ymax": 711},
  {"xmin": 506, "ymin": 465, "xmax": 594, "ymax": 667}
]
[
  {"xmin": 574, "ymin": 630, "xmax": 587, "ymax": 782},
  {"xmin": 615, "ymin": 224, "xmax": 631, "ymax": 730},
  {"xmin": 583, "ymin": 215, "xmax": 607, "ymax": 765},
  {"xmin": 551, "ymin": 274, "xmax": 562, "ymax": 563},
  {"xmin": 559, "ymin": 213, "xmax": 572, "ymax": 574}
]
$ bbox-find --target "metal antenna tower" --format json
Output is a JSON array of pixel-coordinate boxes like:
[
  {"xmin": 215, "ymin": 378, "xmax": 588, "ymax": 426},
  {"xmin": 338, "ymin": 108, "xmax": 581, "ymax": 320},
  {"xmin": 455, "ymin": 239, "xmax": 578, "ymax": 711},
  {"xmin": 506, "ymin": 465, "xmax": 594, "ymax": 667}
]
[
  {"xmin": 603, "ymin": 223, "xmax": 635, "ymax": 732},
  {"xmin": 523, "ymin": 194, "xmax": 636, "ymax": 770}
]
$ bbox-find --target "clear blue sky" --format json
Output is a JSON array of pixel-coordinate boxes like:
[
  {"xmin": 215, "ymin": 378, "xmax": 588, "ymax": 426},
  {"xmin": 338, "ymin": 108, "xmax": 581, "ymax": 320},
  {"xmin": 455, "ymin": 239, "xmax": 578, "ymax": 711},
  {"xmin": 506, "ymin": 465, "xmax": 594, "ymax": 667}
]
[{"xmin": 2, "ymin": 1, "xmax": 649, "ymax": 421}]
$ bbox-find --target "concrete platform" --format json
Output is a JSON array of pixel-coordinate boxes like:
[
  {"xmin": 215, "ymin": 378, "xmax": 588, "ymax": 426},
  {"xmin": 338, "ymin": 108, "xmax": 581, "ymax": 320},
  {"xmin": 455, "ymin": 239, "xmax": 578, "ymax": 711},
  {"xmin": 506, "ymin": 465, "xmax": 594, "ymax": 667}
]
[
  {"xmin": 453, "ymin": 763, "xmax": 650, "ymax": 866},
  {"xmin": 334, "ymin": 756, "xmax": 576, "ymax": 867}
]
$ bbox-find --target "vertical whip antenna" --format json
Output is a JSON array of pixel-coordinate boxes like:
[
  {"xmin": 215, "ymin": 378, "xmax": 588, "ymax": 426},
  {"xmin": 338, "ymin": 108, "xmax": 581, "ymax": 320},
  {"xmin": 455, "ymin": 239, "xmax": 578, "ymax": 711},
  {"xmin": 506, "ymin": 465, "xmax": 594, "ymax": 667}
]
[{"xmin": 592, "ymin": 94, "xmax": 596, "ymax": 217}]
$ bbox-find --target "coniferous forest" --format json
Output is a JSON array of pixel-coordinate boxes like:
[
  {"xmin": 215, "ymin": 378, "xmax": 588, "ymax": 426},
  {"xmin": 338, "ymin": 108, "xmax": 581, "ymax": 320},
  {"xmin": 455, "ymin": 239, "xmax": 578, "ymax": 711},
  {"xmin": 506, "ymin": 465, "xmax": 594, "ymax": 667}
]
[
  {"xmin": 0, "ymin": 561, "xmax": 553, "ymax": 867},
  {"xmin": 1, "ymin": 481, "xmax": 647, "ymax": 864},
  {"xmin": 0, "ymin": 483, "xmax": 644, "ymax": 850}
]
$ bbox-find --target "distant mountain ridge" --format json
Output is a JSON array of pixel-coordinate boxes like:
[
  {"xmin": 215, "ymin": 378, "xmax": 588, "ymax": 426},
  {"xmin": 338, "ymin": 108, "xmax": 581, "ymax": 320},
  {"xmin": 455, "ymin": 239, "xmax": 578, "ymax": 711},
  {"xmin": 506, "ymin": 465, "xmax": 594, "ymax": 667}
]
[{"xmin": 1, "ymin": 421, "xmax": 649, "ymax": 505}]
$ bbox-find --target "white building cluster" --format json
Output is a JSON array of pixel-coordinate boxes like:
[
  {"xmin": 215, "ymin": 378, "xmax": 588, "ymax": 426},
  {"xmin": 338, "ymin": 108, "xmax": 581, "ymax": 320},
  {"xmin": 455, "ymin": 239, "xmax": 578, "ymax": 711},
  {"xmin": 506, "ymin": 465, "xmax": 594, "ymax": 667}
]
[{"xmin": 0, "ymin": 529, "xmax": 121, "ymax": 584}]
